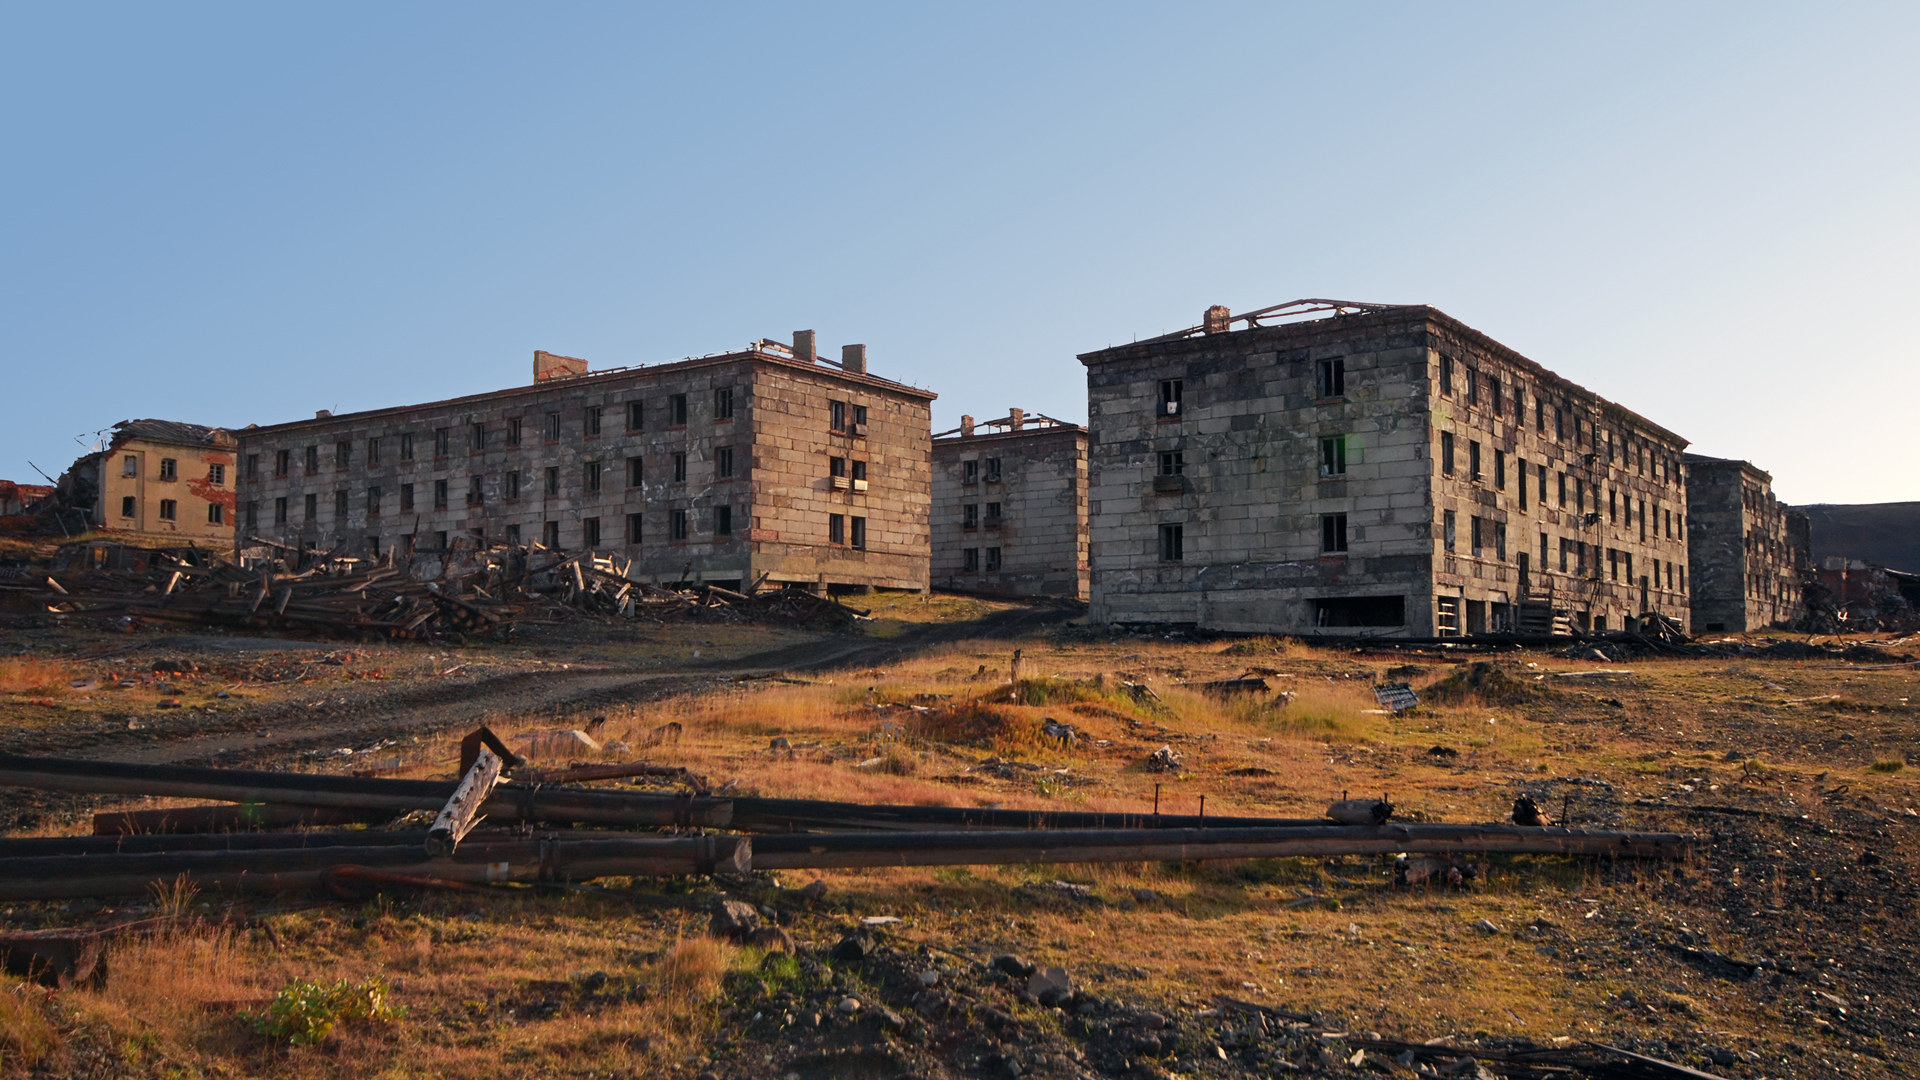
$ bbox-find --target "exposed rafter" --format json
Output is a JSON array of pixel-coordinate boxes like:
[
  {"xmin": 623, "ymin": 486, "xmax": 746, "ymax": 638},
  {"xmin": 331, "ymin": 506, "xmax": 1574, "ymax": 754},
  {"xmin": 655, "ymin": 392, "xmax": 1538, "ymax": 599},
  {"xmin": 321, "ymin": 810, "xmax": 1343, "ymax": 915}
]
[{"xmin": 1133, "ymin": 298, "xmax": 1413, "ymax": 346}]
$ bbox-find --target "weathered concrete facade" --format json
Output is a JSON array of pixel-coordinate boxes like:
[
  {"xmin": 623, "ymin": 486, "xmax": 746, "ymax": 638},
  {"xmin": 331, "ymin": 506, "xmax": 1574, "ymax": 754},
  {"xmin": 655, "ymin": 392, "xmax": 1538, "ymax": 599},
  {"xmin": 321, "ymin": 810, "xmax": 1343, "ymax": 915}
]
[
  {"xmin": 92, "ymin": 420, "xmax": 239, "ymax": 545},
  {"xmin": 235, "ymin": 335, "xmax": 934, "ymax": 593},
  {"xmin": 931, "ymin": 410, "xmax": 1088, "ymax": 598},
  {"xmin": 1684, "ymin": 455, "xmax": 1804, "ymax": 631},
  {"xmin": 1080, "ymin": 303, "xmax": 1694, "ymax": 636}
]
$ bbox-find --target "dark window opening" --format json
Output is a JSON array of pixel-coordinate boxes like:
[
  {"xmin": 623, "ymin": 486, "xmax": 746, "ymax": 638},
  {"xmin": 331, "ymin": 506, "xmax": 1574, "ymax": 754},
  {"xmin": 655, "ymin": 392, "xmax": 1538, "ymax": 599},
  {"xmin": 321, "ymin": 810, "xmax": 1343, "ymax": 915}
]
[
  {"xmin": 962, "ymin": 460, "xmax": 978, "ymax": 485},
  {"xmin": 583, "ymin": 517, "xmax": 600, "ymax": 548},
  {"xmin": 716, "ymin": 506, "xmax": 733, "ymax": 537},
  {"xmin": 1158, "ymin": 379, "xmax": 1183, "ymax": 418},
  {"xmin": 849, "ymin": 515, "xmax": 865, "ymax": 549},
  {"xmin": 627, "ymin": 513, "xmax": 643, "ymax": 543},
  {"xmin": 963, "ymin": 547, "xmax": 979, "ymax": 572},
  {"xmin": 1314, "ymin": 595, "xmax": 1405, "ymax": 628},
  {"xmin": 1318, "ymin": 357, "xmax": 1345, "ymax": 399},
  {"xmin": 985, "ymin": 458, "xmax": 1002, "ymax": 483},
  {"xmin": 985, "ymin": 545, "xmax": 1001, "ymax": 571},
  {"xmin": 1320, "ymin": 436, "xmax": 1346, "ymax": 477},
  {"xmin": 1159, "ymin": 523, "xmax": 1183, "ymax": 561},
  {"xmin": 1159, "ymin": 451, "xmax": 1184, "ymax": 476},
  {"xmin": 828, "ymin": 513, "xmax": 845, "ymax": 545},
  {"xmin": 585, "ymin": 406, "xmax": 602, "ymax": 437},
  {"xmin": 1321, "ymin": 512, "xmax": 1348, "ymax": 554},
  {"xmin": 671, "ymin": 509, "xmax": 689, "ymax": 541},
  {"xmin": 669, "ymin": 394, "xmax": 687, "ymax": 426},
  {"xmin": 717, "ymin": 446, "xmax": 734, "ymax": 478},
  {"xmin": 714, "ymin": 387, "xmax": 733, "ymax": 420},
  {"xmin": 628, "ymin": 457, "xmax": 644, "ymax": 487}
]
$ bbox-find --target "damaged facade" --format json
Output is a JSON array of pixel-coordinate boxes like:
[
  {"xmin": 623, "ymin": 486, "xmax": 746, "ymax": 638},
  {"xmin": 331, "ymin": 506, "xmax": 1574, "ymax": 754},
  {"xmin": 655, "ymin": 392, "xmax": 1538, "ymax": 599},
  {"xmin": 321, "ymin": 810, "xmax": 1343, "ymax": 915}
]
[
  {"xmin": 234, "ymin": 334, "xmax": 934, "ymax": 593},
  {"xmin": 1079, "ymin": 302, "xmax": 1694, "ymax": 636},
  {"xmin": 85, "ymin": 420, "xmax": 238, "ymax": 545},
  {"xmin": 1683, "ymin": 455, "xmax": 1806, "ymax": 632},
  {"xmin": 931, "ymin": 409, "xmax": 1089, "ymax": 598}
]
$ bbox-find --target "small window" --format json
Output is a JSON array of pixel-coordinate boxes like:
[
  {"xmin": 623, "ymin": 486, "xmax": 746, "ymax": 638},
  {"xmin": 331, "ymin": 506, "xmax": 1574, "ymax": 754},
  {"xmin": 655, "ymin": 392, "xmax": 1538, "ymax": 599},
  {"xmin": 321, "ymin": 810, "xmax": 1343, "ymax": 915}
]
[
  {"xmin": 717, "ymin": 446, "xmax": 734, "ymax": 479},
  {"xmin": 849, "ymin": 515, "xmax": 865, "ymax": 549},
  {"xmin": 830, "ymin": 400, "xmax": 847, "ymax": 431},
  {"xmin": 208, "ymin": 463, "xmax": 226, "ymax": 486},
  {"xmin": 850, "ymin": 460, "xmax": 866, "ymax": 482},
  {"xmin": 330, "ymin": 441, "xmax": 347, "ymax": 469},
  {"xmin": 669, "ymin": 394, "xmax": 688, "ymax": 426},
  {"xmin": 716, "ymin": 506, "xmax": 733, "ymax": 536},
  {"xmin": 244, "ymin": 501, "xmax": 258, "ymax": 529},
  {"xmin": 545, "ymin": 466, "xmax": 559, "ymax": 496},
  {"xmin": 626, "ymin": 513, "xmax": 643, "ymax": 544},
  {"xmin": 583, "ymin": 517, "xmax": 601, "ymax": 549},
  {"xmin": 366, "ymin": 438, "xmax": 380, "ymax": 467},
  {"xmin": 275, "ymin": 496, "xmax": 289, "ymax": 524},
  {"xmin": 120, "ymin": 495, "xmax": 135, "ymax": 518},
  {"xmin": 628, "ymin": 457, "xmax": 644, "ymax": 487},
  {"xmin": 159, "ymin": 457, "xmax": 178, "ymax": 481},
  {"xmin": 470, "ymin": 423, "xmax": 485, "ymax": 452},
  {"xmin": 1494, "ymin": 449, "xmax": 1505, "ymax": 491},
  {"xmin": 962, "ymin": 460, "xmax": 978, "ymax": 485},
  {"xmin": 305, "ymin": 446, "xmax": 320, "ymax": 473},
  {"xmin": 1158, "ymin": 523, "xmax": 1183, "ymax": 561},
  {"xmin": 1440, "ymin": 432, "xmax": 1455, "ymax": 476},
  {"xmin": 506, "ymin": 471, "xmax": 520, "ymax": 500},
  {"xmin": 963, "ymin": 547, "xmax": 979, "ymax": 572},
  {"xmin": 985, "ymin": 545, "xmax": 1001, "ymax": 571},
  {"xmin": 400, "ymin": 484, "xmax": 414, "ymax": 512},
  {"xmin": 1443, "ymin": 509, "xmax": 1456, "ymax": 553},
  {"xmin": 1516, "ymin": 458, "xmax": 1527, "ymax": 509},
  {"xmin": 1320, "ymin": 512, "xmax": 1348, "ymax": 554},
  {"xmin": 543, "ymin": 521, "xmax": 560, "ymax": 548},
  {"xmin": 433, "ymin": 429, "xmax": 450, "ymax": 458},
  {"xmin": 1557, "ymin": 472, "xmax": 1567, "ymax": 507},
  {"xmin": 585, "ymin": 461, "xmax": 602, "ymax": 494},
  {"xmin": 544, "ymin": 413, "xmax": 561, "ymax": 442},
  {"xmin": 985, "ymin": 458, "xmax": 1002, "ymax": 483},
  {"xmin": 714, "ymin": 387, "xmax": 734, "ymax": 420},
  {"xmin": 830, "ymin": 456, "xmax": 848, "ymax": 478},
  {"xmin": 434, "ymin": 530, "xmax": 449, "ymax": 551},
  {"xmin": 1489, "ymin": 378, "xmax": 1502, "ymax": 417},
  {"xmin": 985, "ymin": 502, "xmax": 1002, "ymax": 525},
  {"xmin": 963, "ymin": 504, "xmax": 979, "ymax": 529},
  {"xmin": 468, "ymin": 475, "xmax": 485, "ymax": 505},
  {"xmin": 367, "ymin": 486, "xmax": 382, "ymax": 515},
  {"xmin": 672, "ymin": 453, "xmax": 687, "ymax": 483},
  {"xmin": 1320, "ymin": 436, "xmax": 1346, "ymax": 477},
  {"xmin": 400, "ymin": 434, "xmax": 414, "ymax": 461},
  {"xmin": 433, "ymin": 479, "xmax": 448, "ymax": 510},
  {"xmin": 1465, "ymin": 368, "xmax": 1478, "ymax": 406},
  {"xmin": 1469, "ymin": 440, "xmax": 1482, "ymax": 482},
  {"xmin": 275, "ymin": 449, "xmax": 290, "ymax": 477},
  {"xmin": 335, "ymin": 490, "xmax": 349, "ymax": 518},
  {"xmin": 245, "ymin": 454, "xmax": 259, "ymax": 481},
  {"xmin": 853, "ymin": 404, "xmax": 868, "ymax": 428},
  {"xmin": 1554, "ymin": 407, "xmax": 1565, "ymax": 440},
  {"xmin": 158, "ymin": 498, "xmax": 177, "ymax": 521},
  {"xmin": 1495, "ymin": 522, "xmax": 1507, "ymax": 561},
  {"xmin": 671, "ymin": 509, "xmax": 688, "ymax": 541},
  {"xmin": 828, "ymin": 513, "xmax": 845, "ymax": 544},
  {"xmin": 506, "ymin": 419, "xmax": 521, "ymax": 447},
  {"xmin": 585, "ymin": 406, "xmax": 603, "ymax": 437},
  {"xmin": 1471, "ymin": 515, "xmax": 1484, "ymax": 557},
  {"xmin": 1318, "ymin": 358, "xmax": 1345, "ymax": 399},
  {"xmin": 1534, "ymin": 396, "xmax": 1544, "ymax": 432},
  {"xmin": 627, "ymin": 401, "xmax": 645, "ymax": 432},
  {"xmin": 1158, "ymin": 379, "xmax": 1183, "ymax": 418},
  {"xmin": 304, "ymin": 493, "xmax": 317, "ymax": 520},
  {"xmin": 1440, "ymin": 355, "xmax": 1454, "ymax": 395},
  {"xmin": 122, "ymin": 455, "xmax": 138, "ymax": 477},
  {"xmin": 1159, "ymin": 451, "xmax": 1184, "ymax": 476}
]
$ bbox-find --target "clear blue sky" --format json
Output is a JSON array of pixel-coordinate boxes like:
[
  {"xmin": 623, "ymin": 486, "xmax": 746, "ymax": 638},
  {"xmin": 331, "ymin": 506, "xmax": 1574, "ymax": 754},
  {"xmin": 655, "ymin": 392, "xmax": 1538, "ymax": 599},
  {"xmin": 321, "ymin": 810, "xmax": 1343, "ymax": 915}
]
[{"xmin": 3, "ymin": 3, "xmax": 1915, "ymax": 504}]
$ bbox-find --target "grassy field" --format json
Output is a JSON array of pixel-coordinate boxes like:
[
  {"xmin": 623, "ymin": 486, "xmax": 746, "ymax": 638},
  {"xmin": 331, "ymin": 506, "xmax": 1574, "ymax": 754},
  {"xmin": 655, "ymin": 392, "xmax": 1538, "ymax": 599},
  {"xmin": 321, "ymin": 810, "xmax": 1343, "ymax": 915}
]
[{"xmin": 0, "ymin": 613, "xmax": 1915, "ymax": 1079}]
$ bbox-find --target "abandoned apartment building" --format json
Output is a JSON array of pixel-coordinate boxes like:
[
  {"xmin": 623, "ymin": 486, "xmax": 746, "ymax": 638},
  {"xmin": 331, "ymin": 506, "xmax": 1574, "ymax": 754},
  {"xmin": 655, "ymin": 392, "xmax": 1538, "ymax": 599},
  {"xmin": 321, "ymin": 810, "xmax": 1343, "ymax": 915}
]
[
  {"xmin": 76, "ymin": 420, "xmax": 239, "ymax": 546},
  {"xmin": 930, "ymin": 409, "xmax": 1089, "ymax": 598},
  {"xmin": 233, "ymin": 332, "xmax": 934, "ymax": 594},
  {"xmin": 1684, "ymin": 454, "xmax": 1806, "ymax": 632},
  {"xmin": 1078, "ymin": 300, "xmax": 1695, "ymax": 636}
]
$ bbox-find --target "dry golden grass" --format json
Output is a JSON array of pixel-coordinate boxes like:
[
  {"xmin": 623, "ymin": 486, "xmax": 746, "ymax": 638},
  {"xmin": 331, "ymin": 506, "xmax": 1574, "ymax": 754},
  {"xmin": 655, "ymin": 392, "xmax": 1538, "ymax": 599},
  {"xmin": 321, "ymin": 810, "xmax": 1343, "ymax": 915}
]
[
  {"xmin": 0, "ymin": 980, "xmax": 59, "ymax": 1072},
  {"xmin": 0, "ymin": 656, "xmax": 73, "ymax": 695}
]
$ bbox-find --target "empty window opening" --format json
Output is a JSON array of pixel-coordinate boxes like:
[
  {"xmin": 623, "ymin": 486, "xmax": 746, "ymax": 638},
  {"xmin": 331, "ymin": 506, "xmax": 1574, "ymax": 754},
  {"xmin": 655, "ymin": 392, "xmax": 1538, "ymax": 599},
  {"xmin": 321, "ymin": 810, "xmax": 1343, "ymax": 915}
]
[
  {"xmin": 714, "ymin": 387, "xmax": 734, "ymax": 420},
  {"xmin": 1159, "ymin": 451, "xmax": 1185, "ymax": 476},
  {"xmin": 583, "ymin": 517, "xmax": 601, "ymax": 549},
  {"xmin": 1159, "ymin": 523, "xmax": 1183, "ymax": 561},
  {"xmin": 671, "ymin": 509, "xmax": 689, "ymax": 541},
  {"xmin": 1318, "ymin": 358, "xmax": 1345, "ymax": 399},
  {"xmin": 828, "ymin": 513, "xmax": 845, "ymax": 545},
  {"xmin": 1315, "ymin": 595, "xmax": 1404, "ymax": 628},
  {"xmin": 985, "ymin": 458, "xmax": 1002, "ymax": 483},
  {"xmin": 962, "ymin": 460, "xmax": 978, "ymax": 485},
  {"xmin": 1320, "ymin": 513, "xmax": 1348, "ymax": 554},
  {"xmin": 1320, "ymin": 436, "xmax": 1347, "ymax": 477},
  {"xmin": 849, "ymin": 515, "xmax": 865, "ymax": 549},
  {"xmin": 717, "ymin": 506, "xmax": 734, "ymax": 537},
  {"xmin": 985, "ymin": 545, "xmax": 1001, "ymax": 571},
  {"xmin": 1158, "ymin": 380, "xmax": 1183, "ymax": 417}
]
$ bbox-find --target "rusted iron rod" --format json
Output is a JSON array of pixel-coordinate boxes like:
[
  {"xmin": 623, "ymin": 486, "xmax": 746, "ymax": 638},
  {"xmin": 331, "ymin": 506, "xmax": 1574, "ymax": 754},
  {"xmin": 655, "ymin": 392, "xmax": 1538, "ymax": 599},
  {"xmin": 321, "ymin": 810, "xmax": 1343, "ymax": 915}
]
[
  {"xmin": 0, "ymin": 834, "xmax": 752, "ymax": 901},
  {"xmin": 749, "ymin": 823, "xmax": 1693, "ymax": 870}
]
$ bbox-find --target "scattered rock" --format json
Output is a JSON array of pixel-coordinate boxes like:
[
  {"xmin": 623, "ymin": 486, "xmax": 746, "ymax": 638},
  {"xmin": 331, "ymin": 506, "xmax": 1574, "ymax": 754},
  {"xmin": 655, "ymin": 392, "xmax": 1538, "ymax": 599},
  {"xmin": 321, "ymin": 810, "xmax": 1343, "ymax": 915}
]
[
  {"xmin": 1133, "ymin": 888, "xmax": 1161, "ymax": 904},
  {"xmin": 1511, "ymin": 793, "xmax": 1552, "ymax": 826},
  {"xmin": 746, "ymin": 926, "xmax": 796, "ymax": 953},
  {"xmin": 918, "ymin": 970, "xmax": 940, "ymax": 987},
  {"xmin": 1472, "ymin": 919, "xmax": 1501, "ymax": 934},
  {"xmin": 830, "ymin": 930, "xmax": 876, "ymax": 962},
  {"xmin": 708, "ymin": 899, "xmax": 761, "ymax": 942},
  {"xmin": 835, "ymin": 996, "xmax": 862, "ymax": 1014},
  {"xmin": 1135, "ymin": 1010, "xmax": 1167, "ymax": 1030},
  {"xmin": 875, "ymin": 1005, "xmax": 906, "ymax": 1030},
  {"xmin": 1144, "ymin": 745, "xmax": 1184, "ymax": 773},
  {"xmin": 769, "ymin": 736, "xmax": 791, "ymax": 749},
  {"xmin": 1026, "ymin": 966, "xmax": 1073, "ymax": 1007},
  {"xmin": 799, "ymin": 879, "xmax": 829, "ymax": 902},
  {"xmin": 991, "ymin": 953, "xmax": 1035, "ymax": 979}
]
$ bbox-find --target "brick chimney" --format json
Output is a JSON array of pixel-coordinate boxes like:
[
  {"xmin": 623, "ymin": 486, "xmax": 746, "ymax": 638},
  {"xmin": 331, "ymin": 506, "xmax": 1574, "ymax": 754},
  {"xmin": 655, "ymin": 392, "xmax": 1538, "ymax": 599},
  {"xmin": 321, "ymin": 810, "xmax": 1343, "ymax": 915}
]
[
  {"xmin": 1203, "ymin": 305, "xmax": 1231, "ymax": 334},
  {"xmin": 1009, "ymin": 407, "xmax": 1025, "ymax": 431},
  {"xmin": 534, "ymin": 350, "xmax": 589, "ymax": 382},
  {"xmin": 841, "ymin": 343, "xmax": 867, "ymax": 375},
  {"xmin": 793, "ymin": 330, "xmax": 816, "ymax": 363},
  {"xmin": 960, "ymin": 415, "xmax": 974, "ymax": 437}
]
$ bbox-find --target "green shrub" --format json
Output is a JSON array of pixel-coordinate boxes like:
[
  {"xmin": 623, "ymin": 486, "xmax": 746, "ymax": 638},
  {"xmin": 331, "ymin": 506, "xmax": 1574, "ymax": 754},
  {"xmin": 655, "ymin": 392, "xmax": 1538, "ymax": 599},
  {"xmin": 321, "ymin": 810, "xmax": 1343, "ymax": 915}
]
[
  {"xmin": 1869, "ymin": 759, "xmax": 1905, "ymax": 774},
  {"xmin": 249, "ymin": 978, "xmax": 405, "ymax": 1046}
]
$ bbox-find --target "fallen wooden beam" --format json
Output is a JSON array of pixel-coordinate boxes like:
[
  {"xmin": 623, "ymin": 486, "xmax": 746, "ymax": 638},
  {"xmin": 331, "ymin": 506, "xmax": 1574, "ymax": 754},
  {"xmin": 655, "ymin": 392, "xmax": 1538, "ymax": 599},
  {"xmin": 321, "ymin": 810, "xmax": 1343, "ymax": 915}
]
[{"xmin": 425, "ymin": 747, "xmax": 503, "ymax": 856}]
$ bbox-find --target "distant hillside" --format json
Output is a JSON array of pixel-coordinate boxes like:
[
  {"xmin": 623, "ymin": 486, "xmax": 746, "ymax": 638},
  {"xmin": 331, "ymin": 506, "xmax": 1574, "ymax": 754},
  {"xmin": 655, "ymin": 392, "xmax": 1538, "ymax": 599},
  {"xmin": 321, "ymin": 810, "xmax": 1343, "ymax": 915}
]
[{"xmin": 1796, "ymin": 502, "xmax": 1920, "ymax": 573}]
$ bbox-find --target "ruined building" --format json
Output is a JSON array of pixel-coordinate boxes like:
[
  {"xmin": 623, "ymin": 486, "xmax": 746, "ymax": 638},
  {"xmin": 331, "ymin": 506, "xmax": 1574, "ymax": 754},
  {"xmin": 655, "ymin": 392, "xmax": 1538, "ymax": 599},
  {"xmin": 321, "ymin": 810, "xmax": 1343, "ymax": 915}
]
[
  {"xmin": 931, "ymin": 409, "xmax": 1088, "ymax": 598},
  {"xmin": 234, "ymin": 333, "xmax": 934, "ymax": 593},
  {"xmin": 1079, "ymin": 301, "xmax": 1694, "ymax": 636},
  {"xmin": 1684, "ymin": 455, "xmax": 1805, "ymax": 631},
  {"xmin": 77, "ymin": 420, "xmax": 239, "ymax": 545}
]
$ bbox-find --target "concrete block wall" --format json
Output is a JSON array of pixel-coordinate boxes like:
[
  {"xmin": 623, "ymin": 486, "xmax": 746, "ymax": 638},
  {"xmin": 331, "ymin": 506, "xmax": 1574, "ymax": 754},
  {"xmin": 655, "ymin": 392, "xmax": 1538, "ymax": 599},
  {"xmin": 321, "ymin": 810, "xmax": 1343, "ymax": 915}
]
[
  {"xmin": 235, "ymin": 345, "xmax": 933, "ymax": 593},
  {"xmin": 1426, "ymin": 318, "xmax": 1693, "ymax": 634},
  {"xmin": 932, "ymin": 424, "xmax": 1088, "ymax": 598},
  {"xmin": 1685, "ymin": 455, "xmax": 1804, "ymax": 631}
]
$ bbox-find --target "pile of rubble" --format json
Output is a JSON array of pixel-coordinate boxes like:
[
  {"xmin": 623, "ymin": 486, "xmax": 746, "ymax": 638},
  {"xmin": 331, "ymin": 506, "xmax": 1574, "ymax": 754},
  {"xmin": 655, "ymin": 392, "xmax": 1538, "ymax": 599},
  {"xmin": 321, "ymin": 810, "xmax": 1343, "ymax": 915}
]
[{"xmin": 0, "ymin": 539, "xmax": 867, "ymax": 640}]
